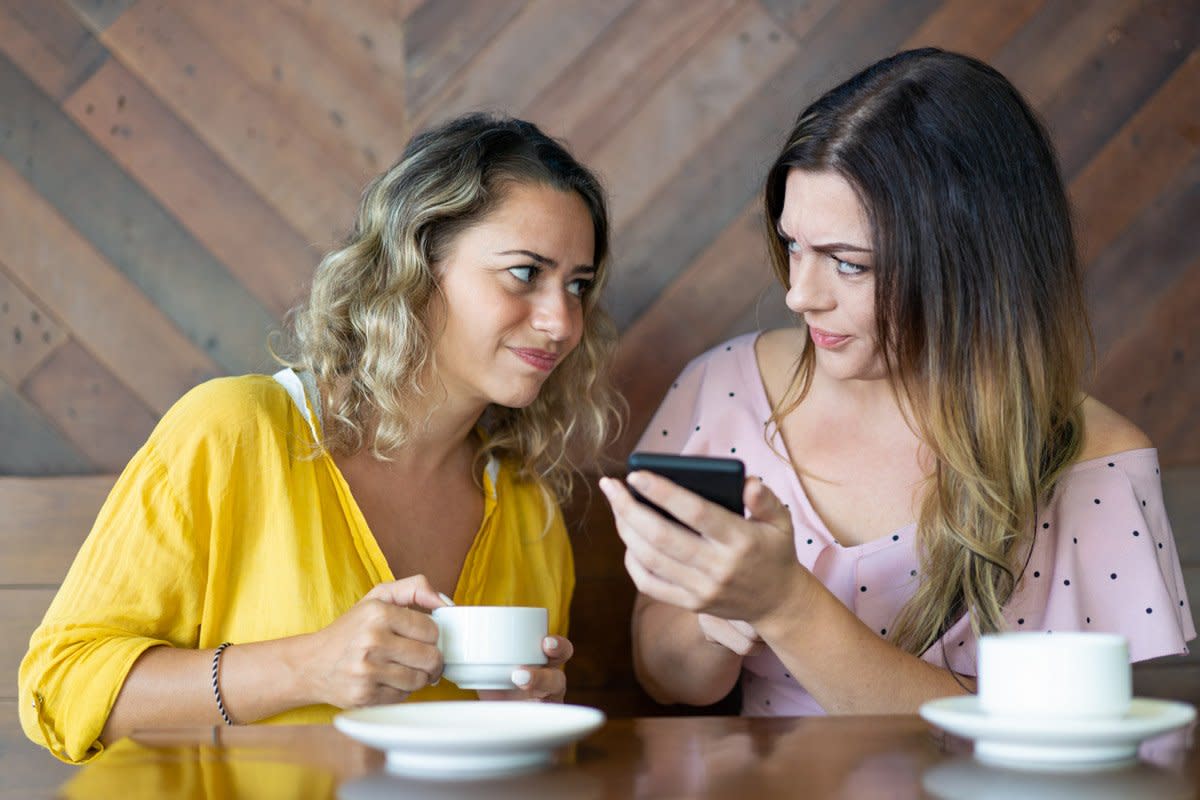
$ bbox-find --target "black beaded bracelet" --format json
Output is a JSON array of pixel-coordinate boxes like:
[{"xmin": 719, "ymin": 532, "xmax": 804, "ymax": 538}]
[{"xmin": 211, "ymin": 642, "xmax": 234, "ymax": 726}]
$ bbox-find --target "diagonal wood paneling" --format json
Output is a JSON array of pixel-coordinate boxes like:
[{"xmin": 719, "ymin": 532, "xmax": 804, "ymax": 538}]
[
  {"xmin": 95, "ymin": 2, "xmax": 364, "ymax": 247},
  {"xmin": 0, "ymin": 50, "xmax": 275, "ymax": 378},
  {"xmin": 0, "ymin": 4, "xmax": 1196, "ymax": 791},
  {"xmin": 62, "ymin": 58, "xmax": 318, "ymax": 316},
  {"xmin": 412, "ymin": 0, "xmax": 637, "ymax": 134}
]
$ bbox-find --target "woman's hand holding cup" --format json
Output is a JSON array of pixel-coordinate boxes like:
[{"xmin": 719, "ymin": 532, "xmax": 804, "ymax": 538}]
[
  {"xmin": 477, "ymin": 634, "xmax": 574, "ymax": 703},
  {"xmin": 298, "ymin": 575, "xmax": 449, "ymax": 709},
  {"xmin": 433, "ymin": 605, "xmax": 571, "ymax": 703}
]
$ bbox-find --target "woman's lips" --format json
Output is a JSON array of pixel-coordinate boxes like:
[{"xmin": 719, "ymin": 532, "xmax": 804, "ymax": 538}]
[
  {"xmin": 510, "ymin": 347, "xmax": 559, "ymax": 371},
  {"xmin": 809, "ymin": 327, "xmax": 851, "ymax": 349}
]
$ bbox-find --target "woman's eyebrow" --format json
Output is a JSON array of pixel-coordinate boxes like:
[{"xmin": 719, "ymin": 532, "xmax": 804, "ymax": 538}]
[
  {"xmin": 775, "ymin": 226, "xmax": 871, "ymax": 253},
  {"xmin": 498, "ymin": 249, "xmax": 596, "ymax": 274},
  {"xmin": 812, "ymin": 241, "xmax": 872, "ymax": 253},
  {"xmin": 497, "ymin": 248, "xmax": 554, "ymax": 265}
]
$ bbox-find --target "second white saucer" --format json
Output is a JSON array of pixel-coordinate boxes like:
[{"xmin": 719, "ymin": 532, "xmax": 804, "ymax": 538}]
[{"xmin": 919, "ymin": 696, "xmax": 1196, "ymax": 769}]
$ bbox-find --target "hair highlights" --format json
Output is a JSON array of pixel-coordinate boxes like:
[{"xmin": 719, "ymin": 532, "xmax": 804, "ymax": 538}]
[
  {"xmin": 281, "ymin": 113, "xmax": 623, "ymax": 502},
  {"xmin": 763, "ymin": 49, "xmax": 1090, "ymax": 656}
]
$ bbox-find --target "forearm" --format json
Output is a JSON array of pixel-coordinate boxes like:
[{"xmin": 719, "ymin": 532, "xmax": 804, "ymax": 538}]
[
  {"xmin": 633, "ymin": 595, "xmax": 743, "ymax": 706},
  {"xmin": 100, "ymin": 635, "xmax": 314, "ymax": 743},
  {"xmin": 755, "ymin": 579, "xmax": 974, "ymax": 714}
]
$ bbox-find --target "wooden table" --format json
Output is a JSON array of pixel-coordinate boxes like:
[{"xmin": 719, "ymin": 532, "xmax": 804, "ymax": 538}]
[{"xmin": 56, "ymin": 714, "xmax": 1199, "ymax": 799}]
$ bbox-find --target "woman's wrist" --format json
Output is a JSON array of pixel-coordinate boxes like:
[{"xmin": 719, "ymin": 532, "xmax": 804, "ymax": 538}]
[
  {"xmin": 223, "ymin": 635, "xmax": 318, "ymax": 721},
  {"xmin": 277, "ymin": 632, "xmax": 319, "ymax": 709},
  {"xmin": 750, "ymin": 564, "xmax": 820, "ymax": 641}
]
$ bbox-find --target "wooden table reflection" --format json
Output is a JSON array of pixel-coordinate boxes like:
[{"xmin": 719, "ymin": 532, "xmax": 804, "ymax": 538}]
[{"xmin": 58, "ymin": 714, "xmax": 1198, "ymax": 799}]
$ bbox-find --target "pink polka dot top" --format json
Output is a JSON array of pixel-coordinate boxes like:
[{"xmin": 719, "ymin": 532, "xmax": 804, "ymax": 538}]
[{"xmin": 636, "ymin": 333, "xmax": 1196, "ymax": 716}]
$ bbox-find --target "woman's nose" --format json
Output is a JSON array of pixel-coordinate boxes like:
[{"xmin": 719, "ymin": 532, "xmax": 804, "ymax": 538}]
[
  {"xmin": 532, "ymin": 289, "xmax": 575, "ymax": 342},
  {"xmin": 785, "ymin": 259, "xmax": 833, "ymax": 315}
]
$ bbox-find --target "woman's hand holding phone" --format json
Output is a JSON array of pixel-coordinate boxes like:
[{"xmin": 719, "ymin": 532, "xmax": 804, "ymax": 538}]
[{"xmin": 600, "ymin": 466, "xmax": 813, "ymax": 630}]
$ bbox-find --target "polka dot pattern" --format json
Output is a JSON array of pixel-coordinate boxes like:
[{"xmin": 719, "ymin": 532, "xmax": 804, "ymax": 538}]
[{"xmin": 636, "ymin": 333, "xmax": 1195, "ymax": 718}]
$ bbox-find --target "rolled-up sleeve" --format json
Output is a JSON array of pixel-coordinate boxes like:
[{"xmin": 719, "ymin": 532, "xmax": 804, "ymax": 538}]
[{"xmin": 18, "ymin": 442, "xmax": 205, "ymax": 763}]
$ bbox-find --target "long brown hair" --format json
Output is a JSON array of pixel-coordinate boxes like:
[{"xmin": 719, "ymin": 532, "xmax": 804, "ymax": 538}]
[
  {"xmin": 281, "ymin": 113, "xmax": 623, "ymax": 502},
  {"xmin": 763, "ymin": 49, "xmax": 1090, "ymax": 655}
]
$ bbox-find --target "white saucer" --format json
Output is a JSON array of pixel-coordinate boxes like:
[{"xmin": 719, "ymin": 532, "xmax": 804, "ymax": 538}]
[
  {"xmin": 334, "ymin": 701, "xmax": 606, "ymax": 780},
  {"xmin": 920, "ymin": 696, "xmax": 1196, "ymax": 769}
]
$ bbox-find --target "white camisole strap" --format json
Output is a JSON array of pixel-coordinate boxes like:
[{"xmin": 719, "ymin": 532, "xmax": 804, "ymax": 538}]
[{"xmin": 271, "ymin": 367, "xmax": 322, "ymax": 443}]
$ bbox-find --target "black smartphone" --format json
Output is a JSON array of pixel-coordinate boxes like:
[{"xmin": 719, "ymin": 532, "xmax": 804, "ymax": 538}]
[{"xmin": 626, "ymin": 452, "xmax": 745, "ymax": 528}]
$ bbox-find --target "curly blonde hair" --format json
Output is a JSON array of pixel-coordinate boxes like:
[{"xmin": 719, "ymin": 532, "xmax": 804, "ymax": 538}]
[{"xmin": 280, "ymin": 113, "xmax": 624, "ymax": 502}]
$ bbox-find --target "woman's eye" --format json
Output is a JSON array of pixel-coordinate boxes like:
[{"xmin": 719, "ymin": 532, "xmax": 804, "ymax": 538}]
[
  {"xmin": 567, "ymin": 278, "xmax": 593, "ymax": 298},
  {"xmin": 835, "ymin": 258, "xmax": 866, "ymax": 276},
  {"xmin": 508, "ymin": 265, "xmax": 538, "ymax": 283},
  {"xmin": 786, "ymin": 239, "xmax": 802, "ymax": 256}
]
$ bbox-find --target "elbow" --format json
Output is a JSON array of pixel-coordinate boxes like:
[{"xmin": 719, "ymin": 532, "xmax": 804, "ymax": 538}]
[{"xmin": 633, "ymin": 653, "xmax": 736, "ymax": 707}]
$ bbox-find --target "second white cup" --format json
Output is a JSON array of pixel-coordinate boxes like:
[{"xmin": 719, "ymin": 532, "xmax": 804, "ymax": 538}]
[
  {"xmin": 977, "ymin": 631, "xmax": 1131, "ymax": 719},
  {"xmin": 431, "ymin": 606, "xmax": 548, "ymax": 690}
]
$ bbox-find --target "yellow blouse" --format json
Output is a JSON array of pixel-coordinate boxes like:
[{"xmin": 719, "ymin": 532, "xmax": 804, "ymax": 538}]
[{"xmin": 19, "ymin": 374, "xmax": 574, "ymax": 763}]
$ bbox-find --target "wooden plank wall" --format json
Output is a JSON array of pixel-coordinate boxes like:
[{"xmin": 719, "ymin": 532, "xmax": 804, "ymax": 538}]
[{"xmin": 0, "ymin": 1, "xmax": 1197, "ymax": 795}]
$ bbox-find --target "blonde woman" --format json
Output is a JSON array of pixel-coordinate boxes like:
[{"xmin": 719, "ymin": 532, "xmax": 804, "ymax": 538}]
[
  {"xmin": 21, "ymin": 113, "xmax": 622, "ymax": 762},
  {"xmin": 601, "ymin": 49, "xmax": 1194, "ymax": 714}
]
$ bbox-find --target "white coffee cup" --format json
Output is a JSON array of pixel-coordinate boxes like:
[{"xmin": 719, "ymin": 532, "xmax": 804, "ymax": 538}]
[
  {"xmin": 431, "ymin": 606, "xmax": 549, "ymax": 690},
  {"xmin": 977, "ymin": 631, "xmax": 1131, "ymax": 719}
]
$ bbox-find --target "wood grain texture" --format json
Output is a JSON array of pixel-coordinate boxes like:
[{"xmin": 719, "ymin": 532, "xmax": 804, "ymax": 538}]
[
  {"xmin": 412, "ymin": 0, "xmax": 635, "ymax": 133},
  {"xmin": 0, "ymin": 476, "xmax": 114, "ymax": 584},
  {"xmin": 270, "ymin": 0, "xmax": 422, "ymax": 87},
  {"xmin": 992, "ymin": 0, "xmax": 1143, "ymax": 110},
  {"xmin": 0, "ymin": 155, "xmax": 221, "ymax": 415},
  {"xmin": 1163, "ymin": 469, "xmax": 1200, "ymax": 563},
  {"xmin": 591, "ymin": 1, "xmax": 796, "ymax": 231},
  {"xmin": 1040, "ymin": 0, "xmax": 1197, "ymax": 179},
  {"xmin": 0, "ymin": 265, "xmax": 67, "ymax": 388},
  {"xmin": 899, "ymin": 0, "xmax": 1044, "ymax": 60},
  {"xmin": 62, "ymin": 58, "xmax": 318, "ymax": 316},
  {"xmin": 0, "ymin": 51, "xmax": 276, "ymax": 378},
  {"xmin": 0, "ymin": 378, "xmax": 92, "ymax": 474},
  {"xmin": 0, "ymin": 2, "xmax": 1195, "ymax": 760},
  {"xmin": 1070, "ymin": 49, "xmax": 1200, "ymax": 265},
  {"xmin": 175, "ymin": 0, "xmax": 405, "ymax": 181},
  {"xmin": 0, "ymin": 0, "xmax": 107, "ymax": 101},
  {"xmin": 97, "ymin": 1, "xmax": 364, "ymax": 248},
  {"xmin": 604, "ymin": 0, "xmax": 941, "ymax": 331},
  {"xmin": 525, "ymin": 0, "xmax": 740, "ymax": 159},
  {"xmin": 21, "ymin": 340, "xmax": 158, "ymax": 472},
  {"xmin": 403, "ymin": 0, "xmax": 525, "ymax": 117}
]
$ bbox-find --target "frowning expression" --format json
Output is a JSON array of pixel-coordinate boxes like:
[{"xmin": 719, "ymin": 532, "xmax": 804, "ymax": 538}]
[
  {"xmin": 777, "ymin": 169, "xmax": 883, "ymax": 382},
  {"xmin": 431, "ymin": 181, "xmax": 596, "ymax": 410}
]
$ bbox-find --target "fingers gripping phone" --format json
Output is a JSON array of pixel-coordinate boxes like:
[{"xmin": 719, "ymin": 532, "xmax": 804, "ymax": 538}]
[{"xmin": 626, "ymin": 452, "xmax": 745, "ymax": 530}]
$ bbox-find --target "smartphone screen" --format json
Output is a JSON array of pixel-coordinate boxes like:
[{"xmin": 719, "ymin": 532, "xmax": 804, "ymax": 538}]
[{"xmin": 626, "ymin": 452, "xmax": 745, "ymax": 528}]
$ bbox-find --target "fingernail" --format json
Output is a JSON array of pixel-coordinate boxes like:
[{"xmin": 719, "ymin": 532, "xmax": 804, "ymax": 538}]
[
  {"xmin": 598, "ymin": 477, "xmax": 614, "ymax": 494},
  {"xmin": 543, "ymin": 636, "xmax": 558, "ymax": 652},
  {"xmin": 627, "ymin": 472, "xmax": 648, "ymax": 489},
  {"xmin": 511, "ymin": 669, "xmax": 531, "ymax": 687},
  {"xmin": 438, "ymin": 592, "xmax": 455, "ymax": 606}
]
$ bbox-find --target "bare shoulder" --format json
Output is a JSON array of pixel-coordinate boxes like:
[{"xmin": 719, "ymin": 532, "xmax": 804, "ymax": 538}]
[
  {"xmin": 1077, "ymin": 396, "xmax": 1154, "ymax": 462},
  {"xmin": 754, "ymin": 328, "xmax": 805, "ymax": 373},
  {"xmin": 753, "ymin": 328, "xmax": 806, "ymax": 400}
]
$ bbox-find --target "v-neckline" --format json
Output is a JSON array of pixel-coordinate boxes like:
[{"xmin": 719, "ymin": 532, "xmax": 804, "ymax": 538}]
[
  {"xmin": 741, "ymin": 333, "xmax": 918, "ymax": 553},
  {"xmin": 321, "ymin": 451, "xmax": 497, "ymax": 602}
]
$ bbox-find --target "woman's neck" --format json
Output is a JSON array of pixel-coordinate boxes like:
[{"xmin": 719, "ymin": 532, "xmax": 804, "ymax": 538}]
[{"xmin": 322, "ymin": 376, "xmax": 487, "ymax": 476}]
